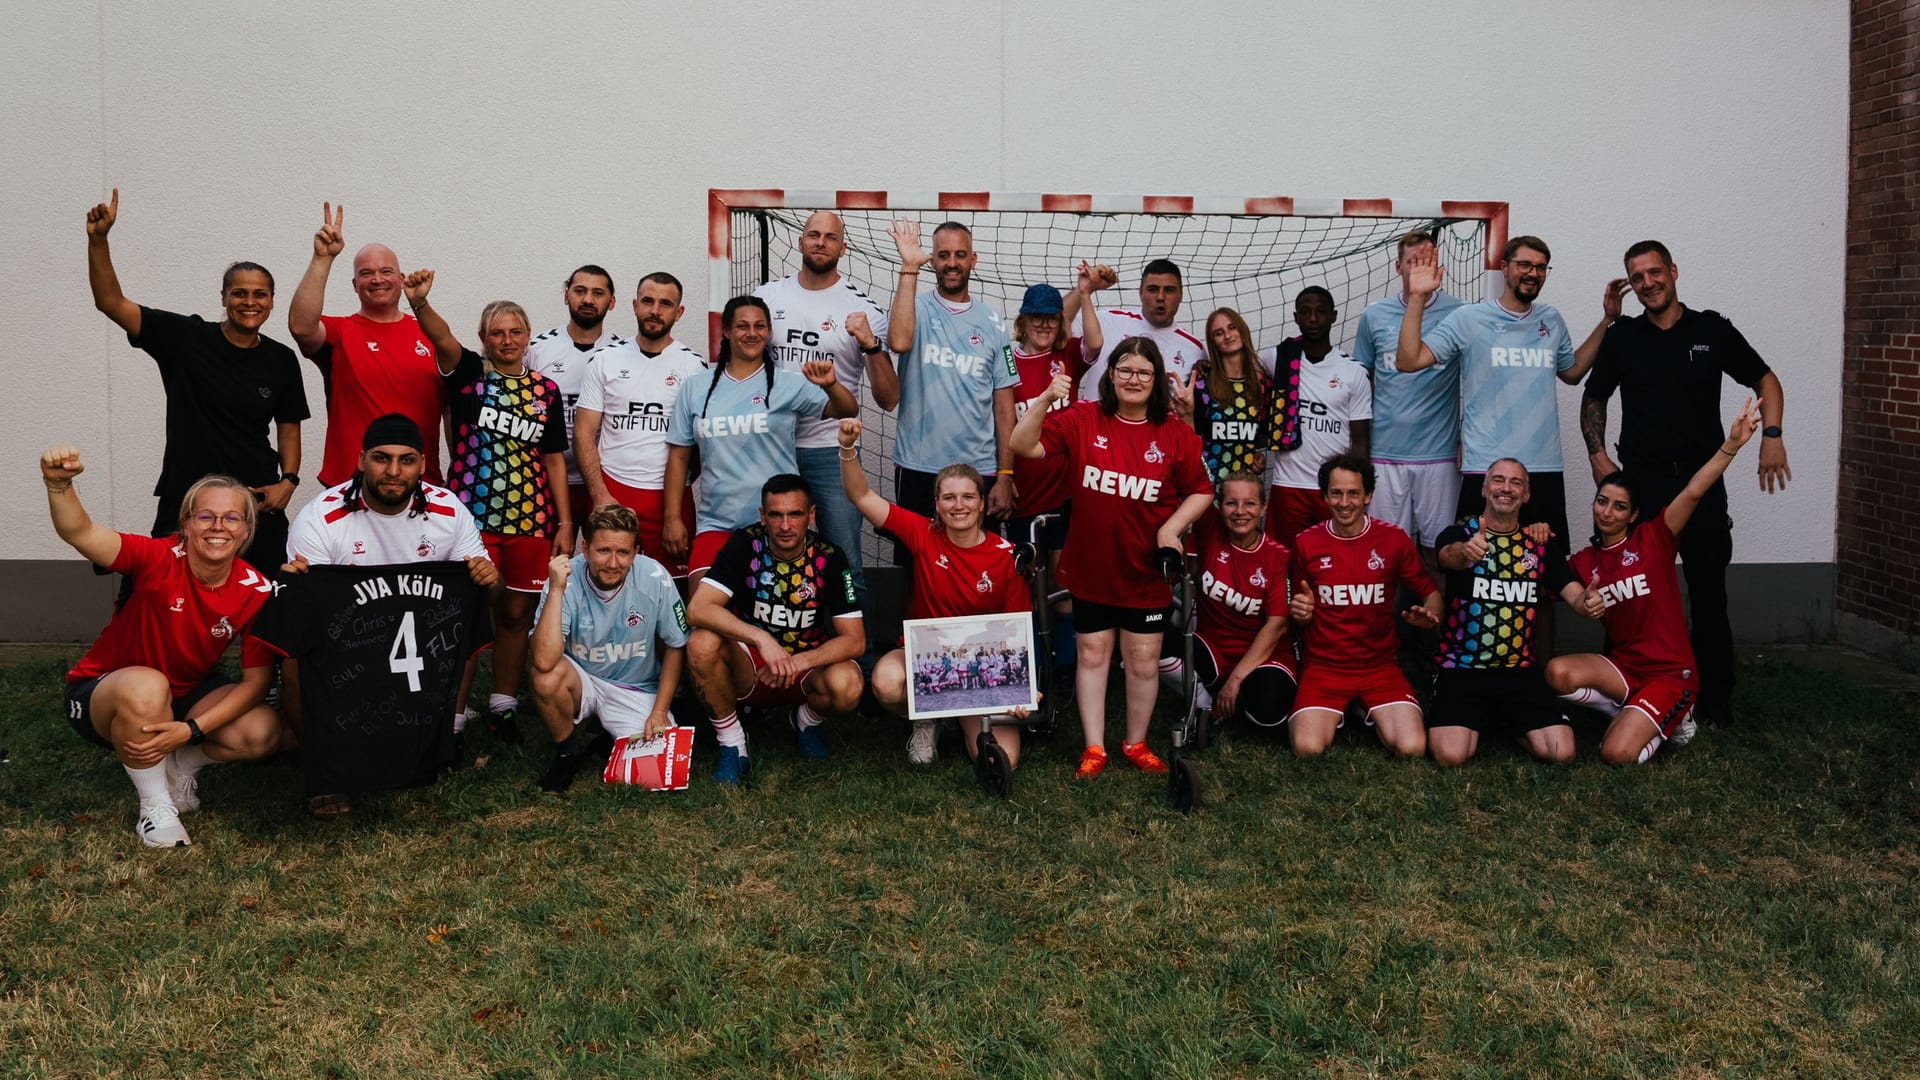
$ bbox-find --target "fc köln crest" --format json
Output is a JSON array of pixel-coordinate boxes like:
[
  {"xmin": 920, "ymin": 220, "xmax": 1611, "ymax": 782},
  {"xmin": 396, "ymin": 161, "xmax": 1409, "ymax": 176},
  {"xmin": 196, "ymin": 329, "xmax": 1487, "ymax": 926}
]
[{"xmin": 1367, "ymin": 549, "xmax": 1386, "ymax": 571}]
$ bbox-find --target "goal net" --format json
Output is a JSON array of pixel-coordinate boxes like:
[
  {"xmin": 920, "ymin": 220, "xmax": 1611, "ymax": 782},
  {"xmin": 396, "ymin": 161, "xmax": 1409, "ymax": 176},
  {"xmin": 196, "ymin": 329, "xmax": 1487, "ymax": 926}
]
[{"xmin": 711, "ymin": 190, "xmax": 1505, "ymax": 569}]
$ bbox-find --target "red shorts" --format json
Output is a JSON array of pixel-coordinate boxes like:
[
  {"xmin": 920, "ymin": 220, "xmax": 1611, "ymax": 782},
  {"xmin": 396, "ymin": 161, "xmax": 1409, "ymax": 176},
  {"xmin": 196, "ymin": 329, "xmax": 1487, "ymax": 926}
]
[
  {"xmin": 1268, "ymin": 486, "xmax": 1331, "ymax": 547},
  {"xmin": 482, "ymin": 531, "xmax": 551, "ymax": 593},
  {"xmin": 1289, "ymin": 663, "xmax": 1420, "ymax": 723},
  {"xmin": 1603, "ymin": 656, "xmax": 1698, "ymax": 738},
  {"xmin": 689, "ymin": 529, "xmax": 734, "ymax": 578},
  {"xmin": 604, "ymin": 475, "xmax": 694, "ymax": 577},
  {"xmin": 735, "ymin": 640, "xmax": 813, "ymax": 707}
]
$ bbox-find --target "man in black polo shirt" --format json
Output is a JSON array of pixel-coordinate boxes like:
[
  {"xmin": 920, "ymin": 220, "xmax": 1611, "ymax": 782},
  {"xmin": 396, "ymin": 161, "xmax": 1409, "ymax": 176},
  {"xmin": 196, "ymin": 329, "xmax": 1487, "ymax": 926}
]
[
  {"xmin": 1577, "ymin": 240, "xmax": 1790, "ymax": 727},
  {"xmin": 85, "ymin": 188, "xmax": 310, "ymax": 567}
]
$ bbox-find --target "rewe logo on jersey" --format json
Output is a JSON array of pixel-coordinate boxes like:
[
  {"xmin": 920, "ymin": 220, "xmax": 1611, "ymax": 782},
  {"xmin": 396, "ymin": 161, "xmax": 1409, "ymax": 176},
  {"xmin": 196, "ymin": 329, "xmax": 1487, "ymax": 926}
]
[
  {"xmin": 753, "ymin": 601, "xmax": 816, "ymax": 630},
  {"xmin": 477, "ymin": 405, "xmax": 547, "ymax": 443},
  {"xmin": 1597, "ymin": 573, "xmax": 1650, "ymax": 608},
  {"xmin": 1318, "ymin": 582, "xmax": 1386, "ymax": 606},
  {"xmin": 922, "ymin": 343, "xmax": 992, "ymax": 377},
  {"xmin": 571, "ymin": 639, "xmax": 651, "ymax": 664},
  {"xmin": 1202, "ymin": 571, "xmax": 1263, "ymax": 615},
  {"xmin": 1471, "ymin": 577, "xmax": 1539, "ymax": 604},
  {"xmin": 696, "ymin": 413, "xmax": 771, "ymax": 438},
  {"xmin": 1211, "ymin": 420, "xmax": 1260, "ymax": 442},
  {"xmin": 1082, "ymin": 467, "xmax": 1162, "ymax": 502},
  {"xmin": 1367, "ymin": 549, "xmax": 1386, "ymax": 571},
  {"xmin": 1490, "ymin": 347, "xmax": 1556, "ymax": 368}
]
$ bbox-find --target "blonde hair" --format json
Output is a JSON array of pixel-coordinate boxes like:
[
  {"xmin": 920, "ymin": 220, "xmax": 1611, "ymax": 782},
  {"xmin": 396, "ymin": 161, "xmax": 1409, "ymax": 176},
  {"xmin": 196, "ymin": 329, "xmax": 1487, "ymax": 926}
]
[{"xmin": 177, "ymin": 474, "xmax": 257, "ymax": 554}]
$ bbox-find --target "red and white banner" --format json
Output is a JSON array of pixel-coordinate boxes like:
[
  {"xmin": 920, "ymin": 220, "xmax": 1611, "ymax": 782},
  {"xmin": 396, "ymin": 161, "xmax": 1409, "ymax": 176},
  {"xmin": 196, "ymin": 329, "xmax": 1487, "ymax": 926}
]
[{"xmin": 603, "ymin": 726, "xmax": 695, "ymax": 790}]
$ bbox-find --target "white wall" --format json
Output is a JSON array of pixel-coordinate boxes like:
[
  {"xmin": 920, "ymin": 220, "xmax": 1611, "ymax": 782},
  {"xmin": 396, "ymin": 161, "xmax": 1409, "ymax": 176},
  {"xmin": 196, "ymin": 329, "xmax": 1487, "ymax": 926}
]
[{"xmin": 1, "ymin": 1, "xmax": 1845, "ymax": 563}]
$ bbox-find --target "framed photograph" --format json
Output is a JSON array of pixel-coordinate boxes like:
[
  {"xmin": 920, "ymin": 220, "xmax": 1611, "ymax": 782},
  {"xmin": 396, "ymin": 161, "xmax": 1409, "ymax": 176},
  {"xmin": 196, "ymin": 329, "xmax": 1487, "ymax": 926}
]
[{"xmin": 902, "ymin": 613, "xmax": 1040, "ymax": 721}]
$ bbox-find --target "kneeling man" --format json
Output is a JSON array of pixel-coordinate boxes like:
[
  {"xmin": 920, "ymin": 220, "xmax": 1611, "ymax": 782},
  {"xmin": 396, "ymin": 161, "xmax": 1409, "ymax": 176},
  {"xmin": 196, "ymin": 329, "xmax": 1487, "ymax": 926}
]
[{"xmin": 685, "ymin": 474, "xmax": 865, "ymax": 784}]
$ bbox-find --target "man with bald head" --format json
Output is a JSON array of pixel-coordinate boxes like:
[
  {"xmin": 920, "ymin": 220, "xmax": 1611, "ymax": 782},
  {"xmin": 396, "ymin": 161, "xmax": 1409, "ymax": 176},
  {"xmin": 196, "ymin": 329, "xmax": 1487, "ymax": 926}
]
[
  {"xmin": 753, "ymin": 210, "xmax": 896, "ymax": 604},
  {"xmin": 288, "ymin": 202, "xmax": 448, "ymax": 487}
]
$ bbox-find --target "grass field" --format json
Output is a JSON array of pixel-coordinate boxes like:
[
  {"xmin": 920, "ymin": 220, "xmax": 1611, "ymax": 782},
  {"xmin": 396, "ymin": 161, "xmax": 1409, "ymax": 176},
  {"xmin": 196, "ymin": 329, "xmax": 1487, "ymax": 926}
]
[{"xmin": 3, "ymin": 649, "xmax": 1918, "ymax": 1078}]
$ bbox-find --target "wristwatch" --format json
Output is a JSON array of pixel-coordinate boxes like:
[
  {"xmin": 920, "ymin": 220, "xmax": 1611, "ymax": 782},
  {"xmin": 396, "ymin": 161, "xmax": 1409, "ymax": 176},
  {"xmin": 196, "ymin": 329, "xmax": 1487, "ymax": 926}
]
[
  {"xmin": 183, "ymin": 718, "xmax": 206, "ymax": 746},
  {"xmin": 1762, "ymin": 425, "xmax": 1782, "ymax": 439},
  {"xmin": 281, "ymin": 472, "xmax": 301, "ymax": 487}
]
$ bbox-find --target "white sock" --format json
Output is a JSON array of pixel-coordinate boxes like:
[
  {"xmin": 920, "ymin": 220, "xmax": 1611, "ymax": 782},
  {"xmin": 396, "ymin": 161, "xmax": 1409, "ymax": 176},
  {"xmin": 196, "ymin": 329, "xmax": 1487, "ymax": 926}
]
[
  {"xmin": 1193, "ymin": 681, "xmax": 1215, "ymax": 711},
  {"xmin": 1558, "ymin": 687, "xmax": 1622, "ymax": 717},
  {"xmin": 171, "ymin": 744, "xmax": 214, "ymax": 778},
  {"xmin": 488, "ymin": 693, "xmax": 517, "ymax": 715},
  {"xmin": 1636, "ymin": 734, "xmax": 1665, "ymax": 764},
  {"xmin": 712, "ymin": 711, "xmax": 748, "ymax": 752},
  {"xmin": 452, "ymin": 710, "xmax": 469, "ymax": 733},
  {"xmin": 125, "ymin": 762, "xmax": 173, "ymax": 807},
  {"xmin": 795, "ymin": 703, "xmax": 823, "ymax": 730}
]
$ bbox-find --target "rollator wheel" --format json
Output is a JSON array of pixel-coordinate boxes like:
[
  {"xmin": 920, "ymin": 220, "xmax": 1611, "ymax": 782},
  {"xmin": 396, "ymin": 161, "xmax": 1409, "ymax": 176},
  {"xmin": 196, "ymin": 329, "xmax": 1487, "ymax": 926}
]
[
  {"xmin": 1168, "ymin": 755, "xmax": 1201, "ymax": 814},
  {"xmin": 975, "ymin": 733, "xmax": 1013, "ymax": 799}
]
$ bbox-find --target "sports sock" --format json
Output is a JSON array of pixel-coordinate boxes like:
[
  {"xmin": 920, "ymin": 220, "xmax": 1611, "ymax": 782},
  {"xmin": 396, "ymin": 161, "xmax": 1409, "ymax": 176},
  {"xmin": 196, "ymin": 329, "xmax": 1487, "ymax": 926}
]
[
  {"xmin": 711, "ymin": 711, "xmax": 748, "ymax": 752},
  {"xmin": 795, "ymin": 703, "xmax": 823, "ymax": 730},
  {"xmin": 1192, "ymin": 680, "xmax": 1215, "ymax": 712},
  {"xmin": 488, "ymin": 693, "xmax": 517, "ymax": 715},
  {"xmin": 1558, "ymin": 687, "xmax": 1622, "ymax": 716},
  {"xmin": 171, "ymin": 744, "xmax": 214, "ymax": 778},
  {"xmin": 452, "ymin": 710, "xmax": 469, "ymax": 733},
  {"xmin": 125, "ymin": 762, "xmax": 173, "ymax": 806},
  {"xmin": 1636, "ymin": 734, "xmax": 1665, "ymax": 765}
]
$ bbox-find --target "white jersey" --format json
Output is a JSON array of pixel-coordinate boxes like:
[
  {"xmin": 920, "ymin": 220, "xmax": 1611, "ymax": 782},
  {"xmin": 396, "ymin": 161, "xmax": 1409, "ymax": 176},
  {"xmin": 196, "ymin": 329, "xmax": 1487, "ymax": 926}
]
[
  {"xmin": 754, "ymin": 274, "xmax": 890, "ymax": 449},
  {"xmin": 1267, "ymin": 349, "xmax": 1372, "ymax": 490},
  {"xmin": 1079, "ymin": 307, "xmax": 1208, "ymax": 401},
  {"xmin": 288, "ymin": 478, "xmax": 489, "ymax": 565},
  {"xmin": 574, "ymin": 339, "xmax": 708, "ymax": 489},
  {"xmin": 527, "ymin": 324, "xmax": 627, "ymax": 485}
]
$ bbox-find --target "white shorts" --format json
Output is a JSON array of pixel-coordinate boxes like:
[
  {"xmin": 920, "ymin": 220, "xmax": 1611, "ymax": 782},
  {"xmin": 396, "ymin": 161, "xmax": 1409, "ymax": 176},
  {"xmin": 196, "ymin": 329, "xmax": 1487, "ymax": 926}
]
[
  {"xmin": 566, "ymin": 656, "xmax": 669, "ymax": 739},
  {"xmin": 1371, "ymin": 460, "xmax": 1460, "ymax": 549}
]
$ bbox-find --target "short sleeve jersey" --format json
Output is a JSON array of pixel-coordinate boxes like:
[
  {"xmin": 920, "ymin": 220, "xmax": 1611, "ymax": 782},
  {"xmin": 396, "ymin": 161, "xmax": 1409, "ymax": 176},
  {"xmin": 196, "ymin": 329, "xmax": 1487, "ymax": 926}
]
[
  {"xmin": 1353, "ymin": 291, "xmax": 1466, "ymax": 464},
  {"xmin": 130, "ymin": 308, "xmax": 310, "ymax": 495},
  {"xmin": 1193, "ymin": 513, "xmax": 1292, "ymax": 662},
  {"xmin": 1194, "ymin": 363, "xmax": 1271, "ymax": 483},
  {"xmin": 894, "ymin": 293, "xmax": 1019, "ymax": 473},
  {"xmin": 66, "ymin": 534, "xmax": 276, "ymax": 692},
  {"xmin": 1586, "ymin": 307, "xmax": 1773, "ymax": 467},
  {"xmin": 575, "ymin": 340, "xmax": 708, "ymax": 489},
  {"xmin": 666, "ymin": 364, "xmax": 829, "ymax": 533},
  {"xmin": 1569, "ymin": 515, "xmax": 1695, "ymax": 678},
  {"xmin": 313, "ymin": 313, "xmax": 446, "ymax": 486},
  {"xmin": 1268, "ymin": 350, "xmax": 1372, "ymax": 490},
  {"xmin": 526, "ymin": 325, "xmax": 627, "ymax": 485},
  {"xmin": 1433, "ymin": 518, "xmax": 1576, "ymax": 670},
  {"xmin": 1040, "ymin": 402, "xmax": 1212, "ymax": 609},
  {"xmin": 1080, "ymin": 309, "xmax": 1207, "ymax": 401},
  {"xmin": 443, "ymin": 350, "xmax": 569, "ymax": 537},
  {"xmin": 1422, "ymin": 299, "xmax": 1576, "ymax": 473},
  {"xmin": 700, "ymin": 526, "xmax": 860, "ymax": 654},
  {"xmin": 755, "ymin": 274, "xmax": 890, "ymax": 450},
  {"xmin": 288, "ymin": 478, "xmax": 490, "ymax": 565},
  {"xmin": 1010, "ymin": 339, "xmax": 1088, "ymax": 515},
  {"xmin": 1288, "ymin": 517, "xmax": 1435, "ymax": 671},
  {"xmin": 535, "ymin": 553, "xmax": 689, "ymax": 691},
  {"xmin": 883, "ymin": 504, "xmax": 1029, "ymax": 620}
]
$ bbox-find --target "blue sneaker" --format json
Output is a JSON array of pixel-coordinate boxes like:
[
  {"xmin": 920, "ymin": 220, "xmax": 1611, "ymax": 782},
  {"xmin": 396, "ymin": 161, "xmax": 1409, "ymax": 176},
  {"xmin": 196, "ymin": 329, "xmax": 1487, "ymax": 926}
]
[
  {"xmin": 796, "ymin": 724, "xmax": 829, "ymax": 760},
  {"xmin": 712, "ymin": 745, "xmax": 751, "ymax": 786}
]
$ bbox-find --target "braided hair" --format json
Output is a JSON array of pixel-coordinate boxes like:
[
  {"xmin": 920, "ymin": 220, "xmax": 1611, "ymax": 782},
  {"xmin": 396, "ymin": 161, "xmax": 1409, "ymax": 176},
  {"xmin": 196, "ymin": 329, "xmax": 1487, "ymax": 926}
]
[{"xmin": 701, "ymin": 295, "xmax": 777, "ymax": 420}]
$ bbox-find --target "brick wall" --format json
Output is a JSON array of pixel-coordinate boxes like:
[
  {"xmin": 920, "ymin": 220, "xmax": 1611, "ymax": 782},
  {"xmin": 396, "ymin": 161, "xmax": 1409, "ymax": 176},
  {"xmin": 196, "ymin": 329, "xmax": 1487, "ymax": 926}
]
[{"xmin": 1837, "ymin": 0, "xmax": 1920, "ymax": 634}]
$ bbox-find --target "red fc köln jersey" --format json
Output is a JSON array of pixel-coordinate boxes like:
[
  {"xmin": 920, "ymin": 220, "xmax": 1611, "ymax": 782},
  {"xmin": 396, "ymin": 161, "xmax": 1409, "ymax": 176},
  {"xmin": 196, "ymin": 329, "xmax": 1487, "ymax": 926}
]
[
  {"xmin": 1193, "ymin": 513, "xmax": 1292, "ymax": 662},
  {"xmin": 885, "ymin": 504, "xmax": 1029, "ymax": 620},
  {"xmin": 67, "ymin": 534, "xmax": 276, "ymax": 693},
  {"xmin": 1569, "ymin": 515, "xmax": 1695, "ymax": 678},
  {"xmin": 1288, "ymin": 517, "xmax": 1434, "ymax": 671}
]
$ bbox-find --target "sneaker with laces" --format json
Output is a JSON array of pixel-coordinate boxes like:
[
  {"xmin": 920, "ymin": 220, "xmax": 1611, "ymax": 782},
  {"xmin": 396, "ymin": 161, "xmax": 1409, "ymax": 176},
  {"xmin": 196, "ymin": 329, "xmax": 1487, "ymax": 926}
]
[
  {"xmin": 796, "ymin": 724, "xmax": 829, "ymax": 760},
  {"xmin": 165, "ymin": 753, "xmax": 201, "ymax": 814},
  {"xmin": 487, "ymin": 707, "xmax": 524, "ymax": 744},
  {"xmin": 713, "ymin": 745, "xmax": 751, "ymax": 786},
  {"xmin": 1074, "ymin": 745, "xmax": 1108, "ymax": 780},
  {"xmin": 137, "ymin": 802, "xmax": 191, "ymax": 848},
  {"xmin": 1669, "ymin": 712, "xmax": 1698, "ymax": 748},
  {"xmin": 1122, "ymin": 741, "xmax": 1168, "ymax": 773},
  {"xmin": 906, "ymin": 719, "xmax": 937, "ymax": 765}
]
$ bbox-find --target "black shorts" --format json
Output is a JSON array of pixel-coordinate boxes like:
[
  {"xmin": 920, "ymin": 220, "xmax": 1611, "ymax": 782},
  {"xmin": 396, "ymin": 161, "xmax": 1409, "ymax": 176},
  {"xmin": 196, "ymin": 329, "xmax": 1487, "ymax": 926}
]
[
  {"xmin": 1073, "ymin": 597, "xmax": 1172, "ymax": 635},
  {"xmin": 65, "ymin": 672, "xmax": 233, "ymax": 749},
  {"xmin": 1457, "ymin": 469, "xmax": 1570, "ymax": 546},
  {"xmin": 1428, "ymin": 667, "xmax": 1567, "ymax": 734}
]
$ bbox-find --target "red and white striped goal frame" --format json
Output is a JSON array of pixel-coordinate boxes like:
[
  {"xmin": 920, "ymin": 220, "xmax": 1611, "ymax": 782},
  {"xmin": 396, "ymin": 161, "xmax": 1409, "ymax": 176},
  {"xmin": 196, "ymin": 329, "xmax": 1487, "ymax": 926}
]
[{"xmin": 707, "ymin": 188, "xmax": 1509, "ymax": 353}]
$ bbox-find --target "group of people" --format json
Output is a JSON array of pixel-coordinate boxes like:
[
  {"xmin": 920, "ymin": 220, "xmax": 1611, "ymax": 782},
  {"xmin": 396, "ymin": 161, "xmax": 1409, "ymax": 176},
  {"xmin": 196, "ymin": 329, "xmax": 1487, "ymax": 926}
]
[{"xmin": 50, "ymin": 190, "xmax": 1793, "ymax": 847}]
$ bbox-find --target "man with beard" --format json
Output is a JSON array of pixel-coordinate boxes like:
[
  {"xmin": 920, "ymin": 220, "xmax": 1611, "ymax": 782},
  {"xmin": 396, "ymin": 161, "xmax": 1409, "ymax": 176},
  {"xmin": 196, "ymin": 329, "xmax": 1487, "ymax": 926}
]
[
  {"xmin": 755, "ymin": 211, "xmax": 895, "ymax": 603},
  {"xmin": 1076, "ymin": 259, "xmax": 1208, "ymax": 399},
  {"xmin": 572, "ymin": 272, "xmax": 708, "ymax": 577},
  {"xmin": 287, "ymin": 203, "xmax": 447, "ymax": 487},
  {"xmin": 528, "ymin": 265, "xmax": 627, "ymax": 531},
  {"xmin": 1396, "ymin": 235, "xmax": 1595, "ymax": 544}
]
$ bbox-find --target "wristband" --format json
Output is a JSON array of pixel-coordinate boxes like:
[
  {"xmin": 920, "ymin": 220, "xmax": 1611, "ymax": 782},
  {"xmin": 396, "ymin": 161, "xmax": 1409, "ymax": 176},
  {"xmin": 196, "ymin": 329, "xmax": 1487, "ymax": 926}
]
[
  {"xmin": 1717, "ymin": 446, "xmax": 1737, "ymax": 457},
  {"xmin": 1762, "ymin": 425, "xmax": 1782, "ymax": 439},
  {"xmin": 900, "ymin": 265, "xmax": 923, "ymax": 275},
  {"xmin": 996, "ymin": 468, "xmax": 1015, "ymax": 476},
  {"xmin": 862, "ymin": 343, "xmax": 886, "ymax": 355},
  {"xmin": 44, "ymin": 482, "xmax": 73, "ymax": 494},
  {"xmin": 183, "ymin": 718, "xmax": 206, "ymax": 746},
  {"xmin": 280, "ymin": 472, "xmax": 300, "ymax": 488}
]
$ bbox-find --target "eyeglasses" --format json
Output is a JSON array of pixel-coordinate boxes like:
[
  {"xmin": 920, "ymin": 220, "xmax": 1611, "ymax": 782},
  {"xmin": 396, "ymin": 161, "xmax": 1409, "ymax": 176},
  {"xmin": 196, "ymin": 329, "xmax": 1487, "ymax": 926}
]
[
  {"xmin": 190, "ymin": 511, "xmax": 246, "ymax": 529},
  {"xmin": 1508, "ymin": 259, "xmax": 1551, "ymax": 275},
  {"xmin": 1111, "ymin": 367, "xmax": 1158, "ymax": 383}
]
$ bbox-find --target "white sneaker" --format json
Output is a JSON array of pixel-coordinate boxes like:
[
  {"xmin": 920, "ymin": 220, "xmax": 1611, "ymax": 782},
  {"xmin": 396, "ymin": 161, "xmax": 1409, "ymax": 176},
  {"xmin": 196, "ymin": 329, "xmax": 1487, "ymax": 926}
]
[
  {"xmin": 137, "ymin": 802, "xmax": 191, "ymax": 848},
  {"xmin": 1669, "ymin": 712, "xmax": 1698, "ymax": 748},
  {"xmin": 165, "ymin": 753, "xmax": 201, "ymax": 814},
  {"xmin": 907, "ymin": 719, "xmax": 937, "ymax": 765}
]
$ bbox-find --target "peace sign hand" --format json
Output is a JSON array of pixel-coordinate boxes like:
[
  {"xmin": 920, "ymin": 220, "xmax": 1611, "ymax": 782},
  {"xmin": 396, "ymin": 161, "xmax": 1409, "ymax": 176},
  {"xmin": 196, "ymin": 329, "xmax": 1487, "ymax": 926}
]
[{"xmin": 314, "ymin": 201, "xmax": 345, "ymax": 258}]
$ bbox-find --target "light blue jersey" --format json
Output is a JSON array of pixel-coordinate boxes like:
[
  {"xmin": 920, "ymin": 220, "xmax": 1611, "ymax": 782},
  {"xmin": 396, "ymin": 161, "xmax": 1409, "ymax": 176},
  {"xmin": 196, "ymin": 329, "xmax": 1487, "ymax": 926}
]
[
  {"xmin": 535, "ymin": 553, "xmax": 690, "ymax": 691},
  {"xmin": 667, "ymin": 364, "xmax": 829, "ymax": 532},
  {"xmin": 1422, "ymin": 298, "xmax": 1575, "ymax": 473},
  {"xmin": 1355, "ymin": 291, "xmax": 1466, "ymax": 464},
  {"xmin": 893, "ymin": 292, "xmax": 1018, "ymax": 473}
]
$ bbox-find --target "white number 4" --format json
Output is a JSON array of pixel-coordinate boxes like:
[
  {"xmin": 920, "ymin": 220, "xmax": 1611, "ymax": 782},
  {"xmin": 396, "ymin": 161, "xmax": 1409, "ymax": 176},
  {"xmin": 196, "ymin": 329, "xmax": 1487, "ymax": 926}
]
[{"xmin": 389, "ymin": 610, "xmax": 425, "ymax": 692}]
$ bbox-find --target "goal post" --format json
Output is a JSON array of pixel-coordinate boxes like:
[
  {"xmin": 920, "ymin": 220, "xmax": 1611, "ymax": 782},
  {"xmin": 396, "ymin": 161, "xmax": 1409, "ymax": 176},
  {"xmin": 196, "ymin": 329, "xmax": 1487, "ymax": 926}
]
[{"xmin": 709, "ymin": 188, "xmax": 1507, "ymax": 569}]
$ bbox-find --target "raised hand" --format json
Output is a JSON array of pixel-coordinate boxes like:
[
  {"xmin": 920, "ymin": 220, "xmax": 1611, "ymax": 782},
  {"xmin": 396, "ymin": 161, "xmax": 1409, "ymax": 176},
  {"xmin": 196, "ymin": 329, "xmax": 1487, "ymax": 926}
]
[
  {"xmin": 1404, "ymin": 247, "xmax": 1443, "ymax": 299},
  {"xmin": 838, "ymin": 418, "xmax": 864, "ymax": 446},
  {"xmin": 1602, "ymin": 277, "xmax": 1629, "ymax": 321},
  {"xmin": 846, "ymin": 311, "xmax": 876, "ymax": 351},
  {"xmin": 888, "ymin": 218, "xmax": 927, "ymax": 272},
  {"xmin": 1170, "ymin": 372, "xmax": 1195, "ymax": 420},
  {"xmin": 314, "ymin": 201, "xmax": 345, "ymax": 258},
  {"xmin": 1042, "ymin": 369, "xmax": 1073, "ymax": 405},
  {"xmin": 1289, "ymin": 587, "xmax": 1315, "ymax": 622},
  {"xmin": 1091, "ymin": 263, "xmax": 1119, "ymax": 290},
  {"xmin": 40, "ymin": 446, "xmax": 85, "ymax": 485},
  {"xmin": 84, "ymin": 189, "xmax": 119, "ymax": 238},
  {"xmin": 1580, "ymin": 569, "xmax": 1606, "ymax": 619},
  {"xmin": 403, "ymin": 268, "xmax": 435, "ymax": 307},
  {"xmin": 802, "ymin": 358, "xmax": 838, "ymax": 387}
]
